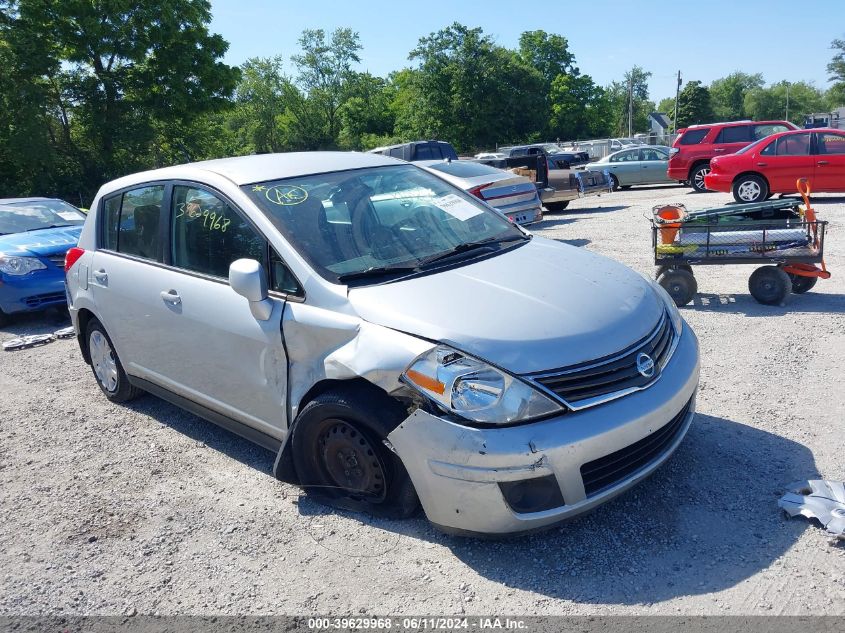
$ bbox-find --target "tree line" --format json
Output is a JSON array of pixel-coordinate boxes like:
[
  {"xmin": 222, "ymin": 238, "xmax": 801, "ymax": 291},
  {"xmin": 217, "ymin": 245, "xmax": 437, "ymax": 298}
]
[{"xmin": 2, "ymin": 1, "xmax": 844, "ymax": 205}]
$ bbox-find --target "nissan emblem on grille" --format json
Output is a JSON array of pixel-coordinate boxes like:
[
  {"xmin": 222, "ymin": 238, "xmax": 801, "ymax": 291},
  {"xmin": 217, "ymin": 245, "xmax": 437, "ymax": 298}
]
[{"xmin": 637, "ymin": 353, "xmax": 656, "ymax": 378}]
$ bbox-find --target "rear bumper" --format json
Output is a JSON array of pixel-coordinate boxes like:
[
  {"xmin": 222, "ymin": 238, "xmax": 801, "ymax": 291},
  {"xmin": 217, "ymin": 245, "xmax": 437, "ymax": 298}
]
[
  {"xmin": 667, "ymin": 165, "xmax": 689, "ymax": 181},
  {"xmin": 0, "ymin": 269, "xmax": 67, "ymax": 314},
  {"xmin": 703, "ymin": 171, "xmax": 732, "ymax": 193},
  {"xmin": 388, "ymin": 323, "xmax": 700, "ymax": 535}
]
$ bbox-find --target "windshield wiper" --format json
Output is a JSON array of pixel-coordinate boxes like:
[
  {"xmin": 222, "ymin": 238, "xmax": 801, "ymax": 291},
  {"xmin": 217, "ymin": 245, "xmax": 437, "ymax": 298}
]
[
  {"xmin": 24, "ymin": 224, "xmax": 77, "ymax": 232},
  {"xmin": 337, "ymin": 265, "xmax": 420, "ymax": 283},
  {"xmin": 417, "ymin": 234, "xmax": 529, "ymax": 268}
]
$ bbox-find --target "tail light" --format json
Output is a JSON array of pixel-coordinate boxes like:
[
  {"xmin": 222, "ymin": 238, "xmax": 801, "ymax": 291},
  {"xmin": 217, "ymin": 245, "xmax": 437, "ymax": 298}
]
[
  {"xmin": 64, "ymin": 247, "xmax": 85, "ymax": 272},
  {"xmin": 467, "ymin": 183, "xmax": 493, "ymax": 199}
]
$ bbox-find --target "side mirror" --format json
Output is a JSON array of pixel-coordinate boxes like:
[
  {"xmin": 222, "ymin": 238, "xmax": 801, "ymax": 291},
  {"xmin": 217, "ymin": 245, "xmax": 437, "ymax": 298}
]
[{"xmin": 229, "ymin": 258, "xmax": 273, "ymax": 321}]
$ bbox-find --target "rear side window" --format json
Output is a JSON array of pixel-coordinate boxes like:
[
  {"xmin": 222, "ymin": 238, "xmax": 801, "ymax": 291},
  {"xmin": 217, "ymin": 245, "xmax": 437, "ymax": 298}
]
[
  {"xmin": 388, "ymin": 147, "xmax": 404, "ymax": 159},
  {"xmin": 678, "ymin": 129, "xmax": 709, "ymax": 145},
  {"xmin": 171, "ymin": 185, "xmax": 266, "ymax": 279},
  {"xmin": 102, "ymin": 185, "xmax": 164, "ymax": 260},
  {"xmin": 776, "ymin": 134, "xmax": 811, "ymax": 156},
  {"xmin": 715, "ymin": 125, "xmax": 751, "ymax": 144},
  {"xmin": 753, "ymin": 124, "xmax": 790, "ymax": 140}
]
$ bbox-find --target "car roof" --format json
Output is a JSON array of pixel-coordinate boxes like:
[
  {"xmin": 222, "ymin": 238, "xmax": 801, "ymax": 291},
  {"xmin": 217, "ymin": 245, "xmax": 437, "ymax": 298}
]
[
  {"xmin": 684, "ymin": 120, "xmax": 789, "ymax": 129},
  {"xmin": 99, "ymin": 152, "xmax": 402, "ymax": 193}
]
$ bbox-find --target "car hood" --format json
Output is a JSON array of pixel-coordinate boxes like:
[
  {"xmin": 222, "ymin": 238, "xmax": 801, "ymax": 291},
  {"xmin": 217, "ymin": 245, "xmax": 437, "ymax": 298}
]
[
  {"xmin": 348, "ymin": 237, "xmax": 664, "ymax": 374},
  {"xmin": 0, "ymin": 226, "xmax": 82, "ymax": 257}
]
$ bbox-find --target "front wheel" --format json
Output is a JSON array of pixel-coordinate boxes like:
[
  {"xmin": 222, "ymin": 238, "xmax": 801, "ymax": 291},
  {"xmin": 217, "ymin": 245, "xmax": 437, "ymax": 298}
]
[
  {"xmin": 748, "ymin": 266, "xmax": 791, "ymax": 305},
  {"xmin": 689, "ymin": 164, "xmax": 711, "ymax": 193},
  {"xmin": 732, "ymin": 175, "xmax": 768, "ymax": 203},
  {"xmin": 657, "ymin": 269, "xmax": 697, "ymax": 306},
  {"xmin": 291, "ymin": 383, "xmax": 419, "ymax": 519},
  {"xmin": 788, "ymin": 273, "xmax": 818, "ymax": 294},
  {"xmin": 608, "ymin": 174, "xmax": 620, "ymax": 191}
]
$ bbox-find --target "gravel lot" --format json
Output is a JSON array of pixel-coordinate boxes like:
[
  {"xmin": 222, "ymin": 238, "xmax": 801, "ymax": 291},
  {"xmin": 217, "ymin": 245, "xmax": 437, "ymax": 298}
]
[{"xmin": 1, "ymin": 184, "xmax": 843, "ymax": 617}]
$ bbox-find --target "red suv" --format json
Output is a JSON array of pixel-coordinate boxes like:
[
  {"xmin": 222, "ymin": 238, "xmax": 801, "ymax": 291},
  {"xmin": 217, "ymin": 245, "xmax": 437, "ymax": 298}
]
[{"xmin": 668, "ymin": 120, "xmax": 798, "ymax": 192}]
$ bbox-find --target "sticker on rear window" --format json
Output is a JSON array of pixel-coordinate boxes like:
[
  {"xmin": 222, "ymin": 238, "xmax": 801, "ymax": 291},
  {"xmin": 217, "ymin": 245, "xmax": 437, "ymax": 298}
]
[
  {"xmin": 432, "ymin": 194, "xmax": 483, "ymax": 221},
  {"xmin": 264, "ymin": 185, "xmax": 308, "ymax": 206},
  {"xmin": 57, "ymin": 211, "xmax": 83, "ymax": 221}
]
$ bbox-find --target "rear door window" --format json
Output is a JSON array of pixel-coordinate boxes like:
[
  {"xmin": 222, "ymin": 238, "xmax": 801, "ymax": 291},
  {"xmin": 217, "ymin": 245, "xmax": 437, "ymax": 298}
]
[
  {"xmin": 102, "ymin": 185, "xmax": 165, "ymax": 260},
  {"xmin": 414, "ymin": 145, "xmax": 437, "ymax": 160},
  {"xmin": 678, "ymin": 129, "xmax": 709, "ymax": 145},
  {"xmin": 715, "ymin": 125, "xmax": 751, "ymax": 144},
  {"xmin": 776, "ymin": 134, "xmax": 811, "ymax": 156}
]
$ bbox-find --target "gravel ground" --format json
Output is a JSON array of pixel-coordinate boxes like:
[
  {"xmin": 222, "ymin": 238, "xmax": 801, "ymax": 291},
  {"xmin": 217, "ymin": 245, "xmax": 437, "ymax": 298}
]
[{"xmin": 0, "ymin": 184, "xmax": 843, "ymax": 616}]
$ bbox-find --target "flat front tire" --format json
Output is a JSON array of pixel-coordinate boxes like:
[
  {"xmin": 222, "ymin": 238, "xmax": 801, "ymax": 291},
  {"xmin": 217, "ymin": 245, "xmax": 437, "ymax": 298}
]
[
  {"xmin": 85, "ymin": 318, "xmax": 143, "ymax": 402},
  {"xmin": 291, "ymin": 383, "xmax": 419, "ymax": 519}
]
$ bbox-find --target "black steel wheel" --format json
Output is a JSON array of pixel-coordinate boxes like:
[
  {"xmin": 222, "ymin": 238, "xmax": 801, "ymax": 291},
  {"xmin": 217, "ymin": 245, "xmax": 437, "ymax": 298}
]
[
  {"xmin": 788, "ymin": 273, "xmax": 818, "ymax": 294},
  {"xmin": 748, "ymin": 266, "xmax": 791, "ymax": 305},
  {"xmin": 291, "ymin": 383, "xmax": 419, "ymax": 518},
  {"xmin": 689, "ymin": 163, "xmax": 711, "ymax": 193},
  {"xmin": 657, "ymin": 269, "xmax": 697, "ymax": 306}
]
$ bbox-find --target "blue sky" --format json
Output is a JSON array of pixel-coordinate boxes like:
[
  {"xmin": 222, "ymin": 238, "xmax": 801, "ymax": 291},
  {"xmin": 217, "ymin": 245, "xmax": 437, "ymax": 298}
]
[{"xmin": 210, "ymin": 0, "xmax": 844, "ymax": 102}]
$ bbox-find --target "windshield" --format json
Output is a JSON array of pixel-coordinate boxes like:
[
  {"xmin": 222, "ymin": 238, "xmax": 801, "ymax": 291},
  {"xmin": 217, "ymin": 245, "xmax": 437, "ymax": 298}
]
[
  {"xmin": 243, "ymin": 164, "xmax": 523, "ymax": 284},
  {"xmin": 541, "ymin": 144, "xmax": 563, "ymax": 154},
  {"xmin": 0, "ymin": 200, "xmax": 85, "ymax": 235}
]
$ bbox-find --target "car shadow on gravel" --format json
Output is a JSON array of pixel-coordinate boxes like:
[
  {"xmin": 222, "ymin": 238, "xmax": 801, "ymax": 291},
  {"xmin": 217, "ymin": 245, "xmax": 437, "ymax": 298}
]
[
  {"xmin": 0, "ymin": 308, "xmax": 70, "ymax": 338},
  {"xmin": 122, "ymin": 397, "xmax": 276, "ymax": 473},
  {"xmin": 688, "ymin": 292, "xmax": 845, "ymax": 316},
  {"xmin": 436, "ymin": 413, "xmax": 816, "ymax": 604},
  {"xmin": 570, "ymin": 205, "xmax": 628, "ymax": 213}
]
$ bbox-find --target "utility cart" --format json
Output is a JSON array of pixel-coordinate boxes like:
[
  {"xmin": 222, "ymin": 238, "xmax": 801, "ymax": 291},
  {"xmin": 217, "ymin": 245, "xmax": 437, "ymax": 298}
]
[{"xmin": 651, "ymin": 180, "xmax": 830, "ymax": 306}]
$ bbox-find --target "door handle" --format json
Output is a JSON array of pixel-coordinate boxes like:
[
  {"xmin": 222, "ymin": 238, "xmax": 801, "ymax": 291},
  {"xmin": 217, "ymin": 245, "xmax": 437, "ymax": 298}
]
[
  {"xmin": 756, "ymin": 162, "xmax": 768, "ymax": 167},
  {"xmin": 93, "ymin": 269, "xmax": 108, "ymax": 283},
  {"xmin": 160, "ymin": 290, "xmax": 182, "ymax": 305},
  {"xmin": 713, "ymin": 148, "xmax": 726, "ymax": 152},
  {"xmin": 817, "ymin": 160, "xmax": 829, "ymax": 165}
]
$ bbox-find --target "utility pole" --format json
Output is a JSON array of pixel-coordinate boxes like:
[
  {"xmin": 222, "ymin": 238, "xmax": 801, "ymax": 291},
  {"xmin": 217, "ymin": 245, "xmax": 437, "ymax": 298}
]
[
  {"xmin": 627, "ymin": 76, "xmax": 633, "ymax": 138},
  {"xmin": 785, "ymin": 82, "xmax": 790, "ymax": 121},
  {"xmin": 673, "ymin": 70, "xmax": 682, "ymax": 134}
]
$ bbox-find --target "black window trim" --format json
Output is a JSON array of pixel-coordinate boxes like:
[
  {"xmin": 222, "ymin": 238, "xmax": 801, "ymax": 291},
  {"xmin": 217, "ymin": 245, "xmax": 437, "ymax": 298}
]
[{"xmin": 97, "ymin": 180, "xmax": 171, "ymax": 264}]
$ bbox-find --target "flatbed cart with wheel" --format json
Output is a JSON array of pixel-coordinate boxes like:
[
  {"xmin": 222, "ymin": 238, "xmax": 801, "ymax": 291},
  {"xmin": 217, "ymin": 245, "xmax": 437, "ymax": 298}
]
[{"xmin": 651, "ymin": 179, "xmax": 830, "ymax": 307}]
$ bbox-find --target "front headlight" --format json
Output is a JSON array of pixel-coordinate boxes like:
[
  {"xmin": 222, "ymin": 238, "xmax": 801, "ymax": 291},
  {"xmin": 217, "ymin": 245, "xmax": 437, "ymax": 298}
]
[
  {"xmin": 402, "ymin": 345, "xmax": 563, "ymax": 425},
  {"xmin": 649, "ymin": 276, "xmax": 683, "ymax": 334},
  {"xmin": 0, "ymin": 253, "xmax": 47, "ymax": 276}
]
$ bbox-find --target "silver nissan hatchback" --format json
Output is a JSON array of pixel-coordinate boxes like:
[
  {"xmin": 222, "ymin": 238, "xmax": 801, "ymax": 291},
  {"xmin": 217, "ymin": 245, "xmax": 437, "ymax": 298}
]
[{"xmin": 66, "ymin": 152, "xmax": 699, "ymax": 536}]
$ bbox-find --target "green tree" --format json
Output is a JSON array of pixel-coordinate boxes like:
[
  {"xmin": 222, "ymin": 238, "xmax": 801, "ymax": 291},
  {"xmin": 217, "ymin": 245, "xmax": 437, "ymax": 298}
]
[
  {"xmin": 549, "ymin": 74, "xmax": 611, "ymax": 140},
  {"xmin": 338, "ymin": 72, "xmax": 397, "ymax": 150},
  {"xmin": 744, "ymin": 81, "xmax": 827, "ymax": 125},
  {"xmin": 1, "ymin": 0, "xmax": 239, "ymax": 201},
  {"xmin": 709, "ymin": 72, "xmax": 764, "ymax": 120},
  {"xmin": 395, "ymin": 23, "xmax": 544, "ymax": 151},
  {"xmin": 607, "ymin": 66, "xmax": 653, "ymax": 135},
  {"xmin": 518, "ymin": 30, "xmax": 577, "ymax": 86},
  {"xmin": 827, "ymin": 38, "xmax": 845, "ymax": 107},
  {"xmin": 675, "ymin": 80, "xmax": 714, "ymax": 127},
  {"xmin": 291, "ymin": 27, "xmax": 362, "ymax": 147}
]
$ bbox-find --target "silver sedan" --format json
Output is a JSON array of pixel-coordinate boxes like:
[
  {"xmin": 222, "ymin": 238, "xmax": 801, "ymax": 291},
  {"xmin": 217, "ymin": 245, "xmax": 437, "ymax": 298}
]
[{"xmin": 585, "ymin": 146, "xmax": 674, "ymax": 190}]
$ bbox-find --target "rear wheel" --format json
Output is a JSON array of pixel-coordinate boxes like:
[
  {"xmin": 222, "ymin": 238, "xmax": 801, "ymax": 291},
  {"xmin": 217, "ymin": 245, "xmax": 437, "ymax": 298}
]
[
  {"xmin": 292, "ymin": 383, "xmax": 419, "ymax": 519},
  {"xmin": 85, "ymin": 318, "xmax": 144, "ymax": 402},
  {"xmin": 689, "ymin": 164, "xmax": 711, "ymax": 193},
  {"xmin": 732, "ymin": 174, "xmax": 768, "ymax": 203},
  {"xmin": 545, "ymin": 200, "xmax": 570, "ymax": 212},
  {"xmin": 748, "ymin": 266, "xmax": 791, "ymax": 305},
  {"xmin": 657, "ymin": 269, "xmax": 697, "ymax": 306},
  {"xmin": 788, "ymin": 273, "xmax": 818, "ymax": 294}
]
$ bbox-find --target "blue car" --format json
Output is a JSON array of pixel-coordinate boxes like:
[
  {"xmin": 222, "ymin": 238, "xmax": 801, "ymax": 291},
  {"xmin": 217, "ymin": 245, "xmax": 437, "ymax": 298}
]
[{"xmin": 0, "ymin": 197, "xmax": 85, "ymax": 325}]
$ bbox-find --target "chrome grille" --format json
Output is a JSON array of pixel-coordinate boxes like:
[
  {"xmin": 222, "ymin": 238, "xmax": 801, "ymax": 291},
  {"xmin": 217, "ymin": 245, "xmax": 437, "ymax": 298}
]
[
  {"xmin": 526, "ymin": 311, "xmax": 676, "ymax": 410},
  {"xmin": 47, "ymin": 254, "xmax": 66, "ymax": 268}
]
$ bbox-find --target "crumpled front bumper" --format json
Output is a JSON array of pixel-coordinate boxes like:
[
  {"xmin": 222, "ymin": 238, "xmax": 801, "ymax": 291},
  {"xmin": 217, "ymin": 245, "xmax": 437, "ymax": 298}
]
[{"xmin": 387, "ymin": 324, "xmax": 700, "ymax": 535}]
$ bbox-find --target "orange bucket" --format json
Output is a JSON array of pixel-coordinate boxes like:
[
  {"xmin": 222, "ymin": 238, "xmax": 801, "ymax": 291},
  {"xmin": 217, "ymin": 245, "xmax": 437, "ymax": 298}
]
[{"xmin": 654, "ymin": 204, "xmax": 685, "ymax": 244}]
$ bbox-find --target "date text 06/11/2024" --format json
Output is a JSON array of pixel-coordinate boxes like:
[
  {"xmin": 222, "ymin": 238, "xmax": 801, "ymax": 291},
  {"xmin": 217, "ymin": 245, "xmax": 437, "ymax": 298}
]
[{"xmin": 307, "ymin": 617, "xmax": 528, "ymax": 630}]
